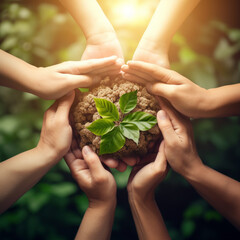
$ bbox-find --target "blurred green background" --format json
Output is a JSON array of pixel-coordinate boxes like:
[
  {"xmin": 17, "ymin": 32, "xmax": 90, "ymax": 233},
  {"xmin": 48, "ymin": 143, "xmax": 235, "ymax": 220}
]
[{"xmin": 0, "ymin": 0, "xmax": 240, "ymax": 239}]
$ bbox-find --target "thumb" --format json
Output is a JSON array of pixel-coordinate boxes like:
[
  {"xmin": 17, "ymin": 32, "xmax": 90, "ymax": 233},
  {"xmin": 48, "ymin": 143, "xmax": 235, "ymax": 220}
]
[
  {"xmin": 154, "ymin": 141, "xmax": 168, "ymax": 176},
  {"xmin": 55, "ymin": 91, "xmax": 75, "ymax": 119},
  {"xmin": 82, "ymin": 146, "xmax": 106, "ymax": 179},
  {"xmin": 147, "ymin": 82, "xmax": 175, "ymax": 99},
  {"xmin": 157, "ymin": 110, "xmax": 176, "ymax": 145}
]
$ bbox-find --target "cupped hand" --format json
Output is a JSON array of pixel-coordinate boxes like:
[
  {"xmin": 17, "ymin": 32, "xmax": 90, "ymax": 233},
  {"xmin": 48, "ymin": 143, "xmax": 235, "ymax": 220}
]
[
  {"xmin": 37, "ymin": 91, "xmax": 75, "ymax": 161},
  {"xmin": 127, "ymin": 140, "xmax": 168, "ymax": 201},
  {"xmin": 156, "ymin": 98, "xmax": 202, "ymax": 177},
  {"xmin": 31, "ymin": 56, "xmax": 122, "ymax": 100},
  {"xmin": 132, "ymin": 37, "xmax": 169, "ymax": 68},
  {"xmin": 81, "ymin": 32, "xmax": 124, "ymax": 66},
  {"xmin": 122, "ymin": 61, "xmax": 208, "ymax": 118},
  {"xmin": 64, "ymin": 145, "xmax": 117, "ymax": 205}
]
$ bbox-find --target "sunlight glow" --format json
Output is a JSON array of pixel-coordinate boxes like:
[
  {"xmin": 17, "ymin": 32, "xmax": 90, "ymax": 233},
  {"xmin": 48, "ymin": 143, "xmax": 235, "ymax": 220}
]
[
  {"xmin": 118, "ymin": 4, "xmax": 137, "ymax": 20},
  {"xmin": 110, "ymin": 1, "xmax": 152, "ymax": 25}
]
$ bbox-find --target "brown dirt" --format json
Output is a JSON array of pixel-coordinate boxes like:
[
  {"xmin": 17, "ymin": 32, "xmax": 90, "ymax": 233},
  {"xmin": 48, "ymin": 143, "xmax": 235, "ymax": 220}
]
[{"xmin": 72, "ymin": 76, "xmax": 161, "ymax": 159}]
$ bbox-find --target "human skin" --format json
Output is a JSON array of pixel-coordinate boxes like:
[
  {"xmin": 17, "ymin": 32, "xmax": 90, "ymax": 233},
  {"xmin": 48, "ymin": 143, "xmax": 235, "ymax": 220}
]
[
  {"xmin": 127, "ymin": 141, "xmax": 170, "ymax": 240},
  {"xmin": 132, "ymin": 0, "xmax": 201, "ymax": 67},
  {"xmin": 64, "ymin": 145, "xmax": 116, "ymax": 240},
  {"xmin": 59, "ymin": 0, "xmax": 124, "ymax": 62},
  {"xmin": 157, "ymin": 99, "xmax": 240, "ymax": 230},
  {"xmin": 122, "ymin": 61, "xmax": 240, "ymax": 118},
  {"xmin": 0, "ymin": 92, "xmax": 75, "ymax": 214},
  {"xmin": 0, "ymin": 50, "xmax": 122, "ymax": 100}
]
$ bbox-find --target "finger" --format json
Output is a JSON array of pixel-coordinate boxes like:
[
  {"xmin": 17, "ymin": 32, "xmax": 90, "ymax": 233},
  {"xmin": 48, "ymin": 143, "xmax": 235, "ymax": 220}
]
[
  {"xmin": 121, "ymin": 64, "xmax": 155, "ymax": 82},
  {"xmin": 70, "ymin": 138, "xmax": 83, "ymax": 159},
  {"xmin": 91, "ymin": 64, "xmax": 121, "ymax": 75},
  {"xmin": 66, "ymin": 74, "xmax": 101, "ymax": 88},
  {"xmin": 154, "ymin": 141, "xmax": 168, "ymax": 174},
  {"xmin": 82, "ymin": 146, "xmax": 105, "ymax": 177},
  {"xmin": 127, "ymin": 61, "xmax": 173, "ymax": 83},
  {"xmin": 122, "ymin": 73, "xmax": 145, "ymax": 85},
  {"xmin": 55, "ymin": 91, "xmax": 75, "ymax": 119},
  {"xmin": 146, "ymin": 82, "xmax": 175, "ymax": 98},
  {"xmin": 101, "ymin": 157, "xmax": 119, "ymax": 169},
  {"xmin": 157, "ymin": 110, "xmax": 177, "ymax": 144},
  {"xmin": 64, "ymin": 151, "xmax": 77, "ymax": 166},
  {"xmin": 156, "ymin": 97, "xmax": 189, "ymax": 129},
  {"xmin": 116, "ymin": 160, "xmax": 127, "ymax": 172},
  {"xmin": 121, "ymin": 157, "xmax": 138, "ymax": 166},
  {"xmin": 58, "ymin": 56, "xmax": 118, "ymax": 74},
  {"xmin": 105, "ymin": 69, "xmax": 122, "ymax": 76},
  {"xmin": 91, "ymin": 58, "xmax": 123, "ymax": 74}
]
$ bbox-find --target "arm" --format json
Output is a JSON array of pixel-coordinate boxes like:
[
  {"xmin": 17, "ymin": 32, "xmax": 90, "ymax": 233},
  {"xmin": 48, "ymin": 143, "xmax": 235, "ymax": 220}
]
[
  {"xmin": 122, "ymin": 61, "xmax": 240, "ymax": 118},
  {"xmin": 0, "ymin": 92, "xmax": 75, "ymax": 213},
  {"xmin": 133, "ymin": 0, "xmax": 200, "ymax": 66},
  {"xmin": 0, "ymin": 50, "xmax": 121, "ymax": 99},
  {"xmin": 156, "ymin": 99, "xmax": 240, "ymax": 229},
  {"xmin": 127, "ymin": 142, "xmax": 170, "ymax": 240},
  {"xmin": 59, "ymin": 0, "xmax": 124, "ymax": 60},
  {"xmin": 64, "ymin": 145, "xmax": 116, "ymax": 240}
]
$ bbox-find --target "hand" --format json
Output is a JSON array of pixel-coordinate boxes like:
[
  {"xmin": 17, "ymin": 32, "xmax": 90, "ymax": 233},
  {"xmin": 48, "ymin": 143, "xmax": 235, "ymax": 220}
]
[
  {"xmin": 156, "ymin": 98, "xmax": 202, "ymax": 177},
  {"xmin": 82, "ymin": 31, "xmax": 124, "ymax": 64},
  {"xmin": 64, "ymin": 145, "xmax": 116, "ymax": 205},
  {"xmin": 37, "ymin": 91, "xmax": 75, "ymax": 161},
  {"xmin": 132, "ymin": 38, "xmax": 169, "ymax": 68},
  {"xmin": 31, "ymin": 56, "xmax": 122, "ymax": 100},
  {"xmin": 127, "ymin": 141, "xmax": 168, "ymax": 201},
  {"xmin": 122, "ymin": 61, "xmax": 208, "ymax": 118}
]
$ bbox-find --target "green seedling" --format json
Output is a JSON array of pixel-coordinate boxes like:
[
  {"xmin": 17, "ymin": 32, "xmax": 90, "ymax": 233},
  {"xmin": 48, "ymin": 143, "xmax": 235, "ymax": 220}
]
[{"xmin": 87, "ymin": 90, "xmax": 157, "ymax": 155}]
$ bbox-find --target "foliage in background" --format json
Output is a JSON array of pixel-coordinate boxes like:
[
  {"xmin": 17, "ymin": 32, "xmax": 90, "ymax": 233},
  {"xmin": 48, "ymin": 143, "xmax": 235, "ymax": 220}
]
[{"xmin": 0, "ymin": 1, "xmax": 240, "ymax": 240}]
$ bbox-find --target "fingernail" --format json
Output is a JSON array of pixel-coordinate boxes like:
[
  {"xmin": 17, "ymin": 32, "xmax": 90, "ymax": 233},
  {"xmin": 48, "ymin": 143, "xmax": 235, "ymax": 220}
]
[
  {"xmin": 158, "ymin": 110, "xmax": 167, "ymax": 120},
  {"xmin": 116, "ymin": 58, "xmax": 124, "ymax": 65},
  {"xmin": 121, "ymin": 65, "xmax": 128, "ymax": 70},
  {"xmin": 83, "ymin": 146, "xmax": 92, "ymax": 155}
]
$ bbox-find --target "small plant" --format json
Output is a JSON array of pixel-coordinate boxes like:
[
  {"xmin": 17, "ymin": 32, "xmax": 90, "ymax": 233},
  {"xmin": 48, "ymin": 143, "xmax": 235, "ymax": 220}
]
[{"xmin": 87, "ymin": 90, "xmax": 157, "ymax": 155}]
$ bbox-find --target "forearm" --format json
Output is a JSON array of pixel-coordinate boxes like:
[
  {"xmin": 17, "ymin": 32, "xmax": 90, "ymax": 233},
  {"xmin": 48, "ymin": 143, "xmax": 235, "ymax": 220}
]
[
  {"xmin": 129, "ymin": 194, "xmax": 170, "ymax": 240},
  {"xmin": 0, "ymin": 147, "xmax": 58, "ymax": 213},
  {"xmin": 184, "ymin": 163, "xmax": 240, "ymax": 229},
  {"xmin": 139, "ymin": 0, "xmax": 200, "ymax": 51},
  {"xmin": 0, "ymin": 50, "xmax": 36, "ymax": 93},
  {"xmin": 59, "ymin": 0, "xmax": 115, "ymax": 42},
  {"xmin": 203, "ymin": 84, "xmax": 240, "ymax": 117},
  {"xmin": 75, "ymin": 201, "xmax": 116, "ymax": 240}
]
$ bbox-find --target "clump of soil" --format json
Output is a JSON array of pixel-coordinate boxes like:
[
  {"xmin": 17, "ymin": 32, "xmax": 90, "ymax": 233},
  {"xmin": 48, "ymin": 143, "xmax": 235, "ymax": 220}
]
[{"xmin": 72, "ymin": 76, "xmax": 161, "ymax": 159}]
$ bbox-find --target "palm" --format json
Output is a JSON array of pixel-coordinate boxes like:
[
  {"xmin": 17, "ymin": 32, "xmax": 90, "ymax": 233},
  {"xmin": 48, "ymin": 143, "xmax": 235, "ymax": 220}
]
[
  {"xmin": 127, "ymin": 154, "xmax": 156, "ymax": 191},
  {"xmin": 81, "ymin": 39, "xmax": 124, "ymax": 60},
  {"xmin": 133, "ymin": 48, "xmax": 169, "ymax": 68}
]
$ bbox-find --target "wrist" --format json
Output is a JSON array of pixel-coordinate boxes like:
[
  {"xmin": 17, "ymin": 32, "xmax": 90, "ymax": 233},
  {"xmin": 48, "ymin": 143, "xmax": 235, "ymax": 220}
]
[
  {"xmin": 128, "ymin": 191, "xmax": 156, "ymax": 212},
  {"xmin": 197, "ymin": 88, "xmax": 216, "ymax": 118},
  {"xmin": 128, "ymin": 188, "xmax": 155, "ymax": 207},
  {"xmin": 180, "ymin": 157, "xmax": 205, "ymax": 182},
  {"xmin": 138, "ymin": 36, "xmax": 170, "ymax": 55},
  {"xmin": 89, "ymin": 198, "xmax": 117, "ymax": 211},
  {"xmin": 35, "ymin": 143, "xmax": 62, "ymax": 166},
  {"xmin": 86, "ymin": 30, "xmax": 117, "ymax": 45}
]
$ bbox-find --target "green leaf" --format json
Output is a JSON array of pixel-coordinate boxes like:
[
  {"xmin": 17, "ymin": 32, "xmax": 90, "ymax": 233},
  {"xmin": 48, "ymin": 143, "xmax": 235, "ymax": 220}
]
[
  {"xmin": 79, "ymin": 88, "xmax": 89, "ymax": 92},
  {"xmin": 119, "ymin": 90, "xmax": 137, "ymax": 114},
  {"xmin": 122, "ymin": 111, "xmax": 157, "ymax": 131},
  {"xmin": 99, "ymin": 126, "xmax": 125, "ymax": 155},
  {"xmin": 94, "ymin": 98, "xmax": 119, "ymax": 121},
  {"xmin": 120, "ymin": 122, "xmax": 139, "ymax": 144},
  {"xmin": 87, "ymin": 119, "xmax": 114, "ymax": 136}
]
